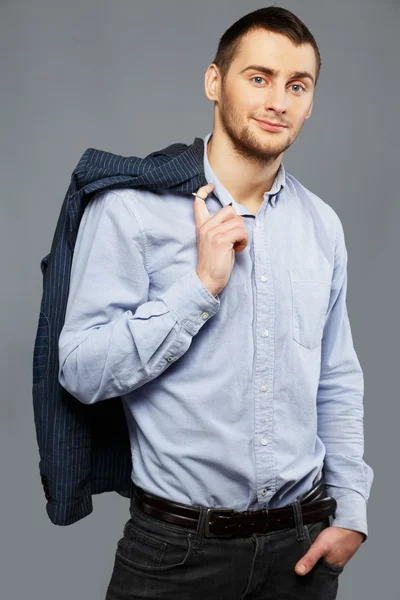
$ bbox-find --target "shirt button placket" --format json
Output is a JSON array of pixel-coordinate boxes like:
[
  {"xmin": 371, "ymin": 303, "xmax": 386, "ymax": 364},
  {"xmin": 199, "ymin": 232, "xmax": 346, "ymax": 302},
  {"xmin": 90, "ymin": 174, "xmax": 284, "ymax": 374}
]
[{"xmin": 253, "ymin": 208, "xmax": 274, "ymax": 505}]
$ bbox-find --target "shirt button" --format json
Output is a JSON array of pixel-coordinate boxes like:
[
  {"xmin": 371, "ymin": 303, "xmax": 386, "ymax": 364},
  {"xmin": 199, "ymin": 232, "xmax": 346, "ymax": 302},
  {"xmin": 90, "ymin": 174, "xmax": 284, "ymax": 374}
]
[
  {"xmin": 261, "ymin": 329, "xmax": 269, "ymax": 337},
  {"xmin": 260, "ymin": 488, "xmax": 267, "ymax": 496},
  {"xmin": 261, "ymin": 274, "xmax": 268, "ymax": 282},
  {"xmin": 201, "ymin": 312, "xmax": 209, "ymax": 320},
  {"xmin": 260, "ymin": 384, "xmax": 269, "ymax": 392},
  {"xmin": 167, "ymin": 356, "xmax": 174, "ymax": 362},
  {"xmin": 260, "ymin": 438, "xmax": 268, "ymax": 445}
]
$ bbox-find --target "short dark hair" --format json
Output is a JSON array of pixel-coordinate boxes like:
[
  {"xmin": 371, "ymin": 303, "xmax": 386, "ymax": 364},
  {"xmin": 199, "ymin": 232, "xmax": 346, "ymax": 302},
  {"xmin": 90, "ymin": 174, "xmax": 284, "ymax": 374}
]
[{"xmin": 211, "ymin": 6, "xmax": 321, "ymax": 87}]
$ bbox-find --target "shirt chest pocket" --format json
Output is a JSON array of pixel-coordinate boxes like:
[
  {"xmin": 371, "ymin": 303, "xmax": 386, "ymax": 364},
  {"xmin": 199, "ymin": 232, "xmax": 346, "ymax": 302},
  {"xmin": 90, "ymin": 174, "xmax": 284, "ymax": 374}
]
[{"xmin": 289, "ymin": 268, "xmax": 332, "ymax": 350}]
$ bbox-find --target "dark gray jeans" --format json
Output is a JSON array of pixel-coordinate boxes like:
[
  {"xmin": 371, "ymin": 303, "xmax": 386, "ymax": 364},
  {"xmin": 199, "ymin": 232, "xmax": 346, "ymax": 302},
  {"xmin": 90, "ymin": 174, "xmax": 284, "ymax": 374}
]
[{"xmin": 105, "ymin": 489, "xmax": 344, "ymax": 599}]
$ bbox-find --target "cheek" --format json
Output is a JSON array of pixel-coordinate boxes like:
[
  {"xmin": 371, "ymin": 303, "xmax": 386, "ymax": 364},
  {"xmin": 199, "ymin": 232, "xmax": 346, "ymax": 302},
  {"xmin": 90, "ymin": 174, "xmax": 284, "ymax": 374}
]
[
  {"xmin": 229, "ymin": 84, "xmax": 257, "ymax": 111},
  {"xmin": 300, "ymin": 100, "xmax": 313, "ymax": 120},
  {"xmin": 228, "ymin": 99, "xmax": 252, "ymax": 122},
  {"xmin": 291, "ymin": 110, "xmax": 310, "ymax": 130}
]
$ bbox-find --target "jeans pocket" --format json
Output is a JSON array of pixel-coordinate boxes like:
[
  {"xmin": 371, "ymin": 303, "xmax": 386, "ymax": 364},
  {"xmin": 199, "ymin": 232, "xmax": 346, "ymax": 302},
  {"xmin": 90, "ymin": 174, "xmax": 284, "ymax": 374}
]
[
  {"xmin": 290, "ymin": 268, "xmax": 331, "ymax": 350},
  {"xmin": 304, "ymin": 518, "xmax": 344, "ymax": 574},
  {"xmin": 116, "ymin": 512, "xmax": 194, "ymax": 572},
  {"xmin": 320, "ymin": 557, "xmax": 344, "ymax": 574}
]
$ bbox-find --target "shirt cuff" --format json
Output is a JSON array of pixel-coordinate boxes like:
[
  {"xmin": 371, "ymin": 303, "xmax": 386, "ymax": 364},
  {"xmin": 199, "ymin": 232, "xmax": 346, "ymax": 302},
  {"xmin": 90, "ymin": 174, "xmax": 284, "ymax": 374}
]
[
  {"xmin": 328, "ymin": 489, "xmax": 369, "ymax": 543},
  {"xmin": 159, "ymin": 268, "xmax": 221, "ymax": 336}
]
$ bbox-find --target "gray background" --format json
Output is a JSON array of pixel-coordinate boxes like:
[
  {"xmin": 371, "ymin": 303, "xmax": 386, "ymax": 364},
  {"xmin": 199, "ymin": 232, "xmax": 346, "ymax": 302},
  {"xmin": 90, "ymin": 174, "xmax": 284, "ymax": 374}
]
[{"xmin": 1, "ymin": 0, "xmax": 398, "ymax": 598}]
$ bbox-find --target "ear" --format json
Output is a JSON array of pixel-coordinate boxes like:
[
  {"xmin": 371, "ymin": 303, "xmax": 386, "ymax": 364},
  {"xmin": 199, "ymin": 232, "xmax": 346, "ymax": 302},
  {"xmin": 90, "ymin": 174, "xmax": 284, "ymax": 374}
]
[
  {"xmin": 204, "ymin": 64, "xmax": 219, "ymax": 102},
  {"xmin": 305, "ymin": 99, "xmax": 313, "ymax": 120}
]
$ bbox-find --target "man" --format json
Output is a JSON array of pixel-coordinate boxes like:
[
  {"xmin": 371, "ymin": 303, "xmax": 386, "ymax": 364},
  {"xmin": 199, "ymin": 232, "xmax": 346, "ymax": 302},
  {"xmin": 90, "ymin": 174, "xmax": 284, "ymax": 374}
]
[{"xmin": 58, "ymin": 6, "xmax": 373, "ymax": 599}]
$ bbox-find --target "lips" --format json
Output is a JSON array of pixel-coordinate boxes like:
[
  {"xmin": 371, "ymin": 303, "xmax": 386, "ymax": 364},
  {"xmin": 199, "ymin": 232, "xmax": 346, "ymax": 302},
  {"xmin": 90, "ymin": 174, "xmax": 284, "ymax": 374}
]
[
  {"xmin": 256, "ymin": 118, "xmax": 287, "ymax": 127},
  {"xmin": 254, "ymin": 118, "xmax": 287, "ymax": 132}
]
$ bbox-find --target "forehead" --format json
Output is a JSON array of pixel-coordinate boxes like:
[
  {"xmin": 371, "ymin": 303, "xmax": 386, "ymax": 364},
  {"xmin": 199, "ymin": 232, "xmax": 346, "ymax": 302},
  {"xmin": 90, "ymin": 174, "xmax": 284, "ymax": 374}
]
[{"xmin": 232, "ymin": 29, "xmax": 317, "ymax": 77}]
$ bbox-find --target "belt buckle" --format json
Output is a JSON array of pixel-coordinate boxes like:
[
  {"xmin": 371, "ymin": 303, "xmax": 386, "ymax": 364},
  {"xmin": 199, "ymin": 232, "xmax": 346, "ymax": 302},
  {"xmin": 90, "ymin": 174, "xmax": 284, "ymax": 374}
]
[{"xmin": 204, "ymin": 508, "xmax": 235, "ymax": 538}]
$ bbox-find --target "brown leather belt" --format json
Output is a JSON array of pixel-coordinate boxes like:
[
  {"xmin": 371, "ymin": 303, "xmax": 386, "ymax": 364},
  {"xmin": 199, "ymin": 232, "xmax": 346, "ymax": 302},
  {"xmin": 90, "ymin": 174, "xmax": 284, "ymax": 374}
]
[{"xmin": 131, "ymin": 478, "xmax": 337, "ymax": 538}]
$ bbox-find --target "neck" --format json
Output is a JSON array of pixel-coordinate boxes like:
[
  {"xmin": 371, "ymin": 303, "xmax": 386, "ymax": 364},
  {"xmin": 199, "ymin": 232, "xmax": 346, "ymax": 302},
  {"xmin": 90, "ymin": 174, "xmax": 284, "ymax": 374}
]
[{"xmin": 206, "ymin": 130, "xmax": 283, "ymax": 207}]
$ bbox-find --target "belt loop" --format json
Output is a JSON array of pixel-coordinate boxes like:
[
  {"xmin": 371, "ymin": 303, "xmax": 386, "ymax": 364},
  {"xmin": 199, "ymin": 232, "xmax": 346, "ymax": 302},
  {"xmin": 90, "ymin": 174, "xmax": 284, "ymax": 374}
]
[
  {"xmin": 192, "ymin": 507, "xmax": 208, "ymax": 551},
  {"xmin": 290, "ymin": 500, "xmax": 306, "ymax": 542},
  {"xmin": 129, "ymin": 486, "xmax": 137, "ymax": 517}
]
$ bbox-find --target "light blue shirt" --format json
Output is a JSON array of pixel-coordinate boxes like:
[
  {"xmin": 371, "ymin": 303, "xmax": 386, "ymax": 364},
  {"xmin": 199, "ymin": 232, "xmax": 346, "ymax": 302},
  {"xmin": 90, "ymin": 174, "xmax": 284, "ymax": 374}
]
[{"xmin": 58, "ymin": 132, "xmax": 374, "ymax": 540}]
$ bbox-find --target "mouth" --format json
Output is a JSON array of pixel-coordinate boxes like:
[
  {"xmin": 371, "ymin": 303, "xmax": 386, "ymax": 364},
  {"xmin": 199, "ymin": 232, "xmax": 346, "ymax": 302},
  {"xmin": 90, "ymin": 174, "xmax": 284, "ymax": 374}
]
[{"xmin": 254, "ymin": 118, "xmax": 287, "ymax": 133}]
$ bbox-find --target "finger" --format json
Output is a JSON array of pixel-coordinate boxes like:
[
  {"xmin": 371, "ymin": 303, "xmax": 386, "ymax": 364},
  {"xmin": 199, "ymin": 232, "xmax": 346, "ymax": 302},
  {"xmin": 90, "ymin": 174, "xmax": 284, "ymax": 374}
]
[
  {"xmin": 223, "ymin": 222, "xmax": 248, "ymax": 253},
  {"xmin": 233, "ymin": 234, "xmax": 248, "ymax": 252},
  {"xmin": 295, "ymin": 541, "xmax": 327, "ymax": 575},
  {"xmin": 192, "ymin": 184, "xmax": 214, "ymax": 228},
  {"xmin": 192, "ymin": 183, "xmax": 214, "ymax": 200}
]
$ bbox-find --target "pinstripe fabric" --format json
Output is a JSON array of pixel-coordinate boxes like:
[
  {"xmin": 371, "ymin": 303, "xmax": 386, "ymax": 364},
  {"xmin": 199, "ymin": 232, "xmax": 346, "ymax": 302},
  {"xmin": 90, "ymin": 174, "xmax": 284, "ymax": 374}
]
[{"xmin": 32, "ymin": 136, "xmax": 210, "ymax": 525}]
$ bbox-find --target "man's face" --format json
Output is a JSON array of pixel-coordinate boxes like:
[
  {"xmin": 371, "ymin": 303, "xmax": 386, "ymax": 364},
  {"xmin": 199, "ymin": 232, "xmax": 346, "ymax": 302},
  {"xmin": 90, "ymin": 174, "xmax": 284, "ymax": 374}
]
[{"xmin": 206, "ymin": 29, "xmax": 317, "ymax": 162}]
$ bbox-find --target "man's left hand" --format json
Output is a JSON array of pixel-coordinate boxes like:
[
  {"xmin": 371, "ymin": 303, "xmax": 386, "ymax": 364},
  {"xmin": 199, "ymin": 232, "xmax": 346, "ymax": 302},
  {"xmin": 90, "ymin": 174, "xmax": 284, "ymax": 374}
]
[{"xmin": 295, "ymin": 526, "xmax": 365, "ymax": 575}]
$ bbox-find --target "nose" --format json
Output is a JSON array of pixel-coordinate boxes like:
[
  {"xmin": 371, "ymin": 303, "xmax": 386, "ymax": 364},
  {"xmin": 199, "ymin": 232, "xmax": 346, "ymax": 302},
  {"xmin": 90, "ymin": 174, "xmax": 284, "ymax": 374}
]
[{"xmin": 264, "ymin": 83, "xmax": 288, "ymax": 114}]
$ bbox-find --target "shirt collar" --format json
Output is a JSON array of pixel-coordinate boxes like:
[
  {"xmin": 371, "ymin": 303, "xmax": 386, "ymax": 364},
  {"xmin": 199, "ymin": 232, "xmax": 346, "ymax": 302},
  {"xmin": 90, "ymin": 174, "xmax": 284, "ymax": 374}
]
[{"xmin": 202, "ymin": 131, "xmax": 285, "ymax": 209}]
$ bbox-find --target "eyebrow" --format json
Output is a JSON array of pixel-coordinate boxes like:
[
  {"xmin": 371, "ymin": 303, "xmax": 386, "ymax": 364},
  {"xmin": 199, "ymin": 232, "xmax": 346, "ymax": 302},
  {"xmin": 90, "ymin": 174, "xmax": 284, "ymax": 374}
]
[{"xmin": 239, "ymin": 64, "xmax": 315, "ymax": 85}]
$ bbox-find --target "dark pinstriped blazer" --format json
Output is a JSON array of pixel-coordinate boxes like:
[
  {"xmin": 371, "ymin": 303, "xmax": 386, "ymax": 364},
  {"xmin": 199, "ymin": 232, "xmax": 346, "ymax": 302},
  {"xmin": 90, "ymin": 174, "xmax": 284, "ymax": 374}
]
[{"xmin": 32, "ymin": 136, "xmax": 210, "ymax": 525}]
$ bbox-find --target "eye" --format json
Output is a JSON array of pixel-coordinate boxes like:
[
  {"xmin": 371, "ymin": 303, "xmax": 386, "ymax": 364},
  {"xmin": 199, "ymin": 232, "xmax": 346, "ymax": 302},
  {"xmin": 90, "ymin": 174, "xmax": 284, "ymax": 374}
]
[
  {"xmin": 251, "ymin": 76, "xmax": 267, "ymax": 85},
  {"xmin": 250, "ymin": 77, "xmax": 306, "ymax": 94},
  {"xmin": 290, "ymin": 84, "xmax": 306, "ymax": 94}
]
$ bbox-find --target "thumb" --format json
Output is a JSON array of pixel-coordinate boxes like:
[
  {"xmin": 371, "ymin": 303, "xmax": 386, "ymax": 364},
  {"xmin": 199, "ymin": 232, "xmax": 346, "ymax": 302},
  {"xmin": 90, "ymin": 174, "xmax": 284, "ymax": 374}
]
[
  {"xmin": 192, "ymin": 183, "xmax": 214, "ymax": 228},
  {"xmin": 295, "ymin": 541, "xmax": 325, "ymax": 576}
]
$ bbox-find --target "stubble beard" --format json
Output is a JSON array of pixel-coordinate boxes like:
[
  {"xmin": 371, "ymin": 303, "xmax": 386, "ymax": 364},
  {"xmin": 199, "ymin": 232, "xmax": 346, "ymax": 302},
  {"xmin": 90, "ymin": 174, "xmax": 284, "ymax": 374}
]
[{"xmin": 218, "ymin": 89, "xmax": 298, "ymax": 167}]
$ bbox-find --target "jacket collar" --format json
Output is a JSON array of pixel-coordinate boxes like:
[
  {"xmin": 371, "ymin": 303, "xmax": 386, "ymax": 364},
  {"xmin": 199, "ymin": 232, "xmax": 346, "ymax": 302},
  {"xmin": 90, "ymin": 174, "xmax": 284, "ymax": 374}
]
[
  {"xmin": 73, "ymin": 136, "xmax": 209, "ymax": 196},
  {"xmin": 73, "ymin": 134, "xmax": 286, "ymax": 205}
]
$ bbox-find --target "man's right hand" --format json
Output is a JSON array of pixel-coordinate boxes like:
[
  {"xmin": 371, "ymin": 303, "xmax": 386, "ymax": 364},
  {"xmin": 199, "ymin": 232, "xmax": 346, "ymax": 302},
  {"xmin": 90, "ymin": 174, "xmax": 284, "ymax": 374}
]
[{"xmin": 193, "ymin": 183, "xmax": 248, "ymax": 297}]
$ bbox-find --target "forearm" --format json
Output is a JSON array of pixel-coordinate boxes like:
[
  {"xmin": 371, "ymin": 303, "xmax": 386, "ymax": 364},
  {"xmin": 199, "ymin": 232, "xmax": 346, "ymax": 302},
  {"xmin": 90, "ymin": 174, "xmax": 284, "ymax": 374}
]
[{"xmin": 59, "ymin": 268, "xmax": 220, "ymax": 404}]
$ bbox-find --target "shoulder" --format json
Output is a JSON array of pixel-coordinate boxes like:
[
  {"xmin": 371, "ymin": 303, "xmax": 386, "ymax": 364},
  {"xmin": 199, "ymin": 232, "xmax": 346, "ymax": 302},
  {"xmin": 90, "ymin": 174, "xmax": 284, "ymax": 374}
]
[
  {"xmin": 78, "ymin": 189, "xmax": 148, "ymax": 242},
  {"xmin": 85, "ymin": 188, "xmax": 141, "ymax": 219}
]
